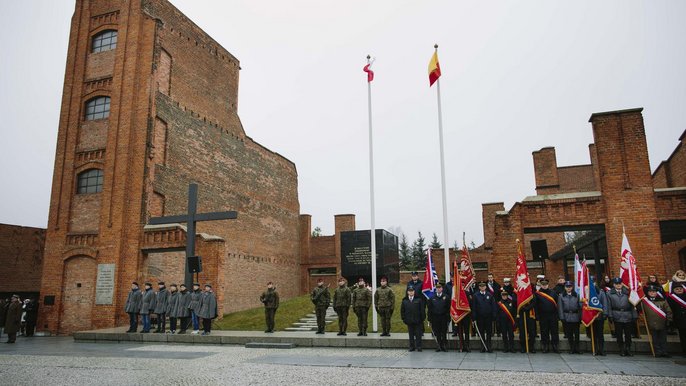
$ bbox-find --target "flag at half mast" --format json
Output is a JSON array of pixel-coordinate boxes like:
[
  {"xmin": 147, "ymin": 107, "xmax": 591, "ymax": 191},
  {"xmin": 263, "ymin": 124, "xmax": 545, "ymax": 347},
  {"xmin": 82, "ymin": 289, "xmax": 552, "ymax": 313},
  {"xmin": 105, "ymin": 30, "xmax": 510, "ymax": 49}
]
[{"xmin": 428, "ymin": 50, "xmax": 441, "ymax": 87}]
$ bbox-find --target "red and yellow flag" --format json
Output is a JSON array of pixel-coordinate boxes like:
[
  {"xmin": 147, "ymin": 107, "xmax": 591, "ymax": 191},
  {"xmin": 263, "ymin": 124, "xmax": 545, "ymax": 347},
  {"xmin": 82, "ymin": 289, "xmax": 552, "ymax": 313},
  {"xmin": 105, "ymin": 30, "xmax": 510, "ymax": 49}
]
[{"xmin": 428, "ymin": 51, "xmax": 441, "ymax": 87}]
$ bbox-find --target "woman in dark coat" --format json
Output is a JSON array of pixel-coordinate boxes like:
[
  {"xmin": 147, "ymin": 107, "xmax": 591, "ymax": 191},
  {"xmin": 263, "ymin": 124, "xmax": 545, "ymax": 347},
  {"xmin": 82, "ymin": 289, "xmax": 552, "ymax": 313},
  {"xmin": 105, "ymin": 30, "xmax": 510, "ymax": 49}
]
[{"xmin": 5, "ymin": 295, "xmax": 23, "ymax": 343}]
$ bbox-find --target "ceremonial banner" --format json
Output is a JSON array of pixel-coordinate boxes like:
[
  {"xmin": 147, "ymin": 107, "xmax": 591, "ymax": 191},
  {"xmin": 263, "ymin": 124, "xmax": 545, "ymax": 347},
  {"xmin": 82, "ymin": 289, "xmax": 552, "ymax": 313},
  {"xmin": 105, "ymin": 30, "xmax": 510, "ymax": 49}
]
[
  {"xmin": 459, "ymin": 243, "xmax": 476, "ymax": 289},
  {"xmin": 582, "ymin": 274, "xmax": 603, "ymax": 327},
  {"xmin": 515, "ymin": 240, "xmax": 533, "ymax": 313},
  {"xmin": 620, "ymin": 231, "xmax": 644, "ymax": 305},
  {"xmin": 450, "ymin": 260, "xmax": 471, "ymax": 323},
  {"xmin": 422, "ymin": 248, "xmax": 439, "ymax": 299}
]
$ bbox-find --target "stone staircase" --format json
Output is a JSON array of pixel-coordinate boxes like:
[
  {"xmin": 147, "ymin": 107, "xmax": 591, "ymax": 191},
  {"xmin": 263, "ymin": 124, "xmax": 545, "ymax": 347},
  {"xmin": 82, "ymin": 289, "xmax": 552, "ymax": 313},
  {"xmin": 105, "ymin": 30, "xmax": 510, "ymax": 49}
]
[{"xmin": 285, "ymin": 306, "xmax": 337, "ymax": 332}]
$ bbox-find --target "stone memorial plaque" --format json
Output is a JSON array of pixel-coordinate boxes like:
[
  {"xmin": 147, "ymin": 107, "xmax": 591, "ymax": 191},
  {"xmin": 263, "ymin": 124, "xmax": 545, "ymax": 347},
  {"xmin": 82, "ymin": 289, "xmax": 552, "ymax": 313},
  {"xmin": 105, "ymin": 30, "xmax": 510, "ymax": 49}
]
[
  {"xmin": 95, "ymin": 264, "xmax": 116, "ymax": 305},
  {"xmin": 341, "ymin": 229, "xmax": 399, "ymax": 284}
]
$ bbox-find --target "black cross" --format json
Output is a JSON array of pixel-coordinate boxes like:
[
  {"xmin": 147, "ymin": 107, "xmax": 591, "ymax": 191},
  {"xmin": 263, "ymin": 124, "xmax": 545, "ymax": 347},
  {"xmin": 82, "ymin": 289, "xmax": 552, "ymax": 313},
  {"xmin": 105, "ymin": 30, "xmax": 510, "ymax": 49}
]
[{"xmin": 148, "ymin": 183, "xmax": 237, "ymax": 288}]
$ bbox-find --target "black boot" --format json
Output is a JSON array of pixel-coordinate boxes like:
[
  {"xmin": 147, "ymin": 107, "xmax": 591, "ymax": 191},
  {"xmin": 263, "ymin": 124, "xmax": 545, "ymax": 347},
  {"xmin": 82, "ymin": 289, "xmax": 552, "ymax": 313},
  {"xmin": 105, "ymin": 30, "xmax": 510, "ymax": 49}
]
[
  {"xmin": 552, "ymin": 343, "xmax": 559, "ymax": 353},
  {"xmin": 542, "ymin": 343, "xmax": 549, "ymax": 353}
]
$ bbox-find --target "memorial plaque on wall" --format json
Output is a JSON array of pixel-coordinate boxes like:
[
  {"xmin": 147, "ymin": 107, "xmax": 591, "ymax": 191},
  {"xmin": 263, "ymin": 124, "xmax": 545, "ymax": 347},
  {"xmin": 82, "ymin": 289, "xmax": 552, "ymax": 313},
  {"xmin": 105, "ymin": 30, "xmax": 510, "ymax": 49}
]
[
  {"xmin": 95, "ymin": 264, "xmax": 116, "ymax": 305},
  {"xmin": 341, "ymin": 229, "xmax": 399, "ymax": 284}
]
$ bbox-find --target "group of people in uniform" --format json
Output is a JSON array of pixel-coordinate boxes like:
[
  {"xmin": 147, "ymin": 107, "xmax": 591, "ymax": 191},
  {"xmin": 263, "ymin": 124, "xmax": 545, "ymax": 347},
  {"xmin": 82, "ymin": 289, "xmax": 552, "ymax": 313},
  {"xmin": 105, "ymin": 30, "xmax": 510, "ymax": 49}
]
[
  {"xmin": 124, "ymin": 281, "xmax": 218, "ymax": 336},
  {"xmin": 260, "ymin": 269, "xmax": 686, "ymax": 357}
]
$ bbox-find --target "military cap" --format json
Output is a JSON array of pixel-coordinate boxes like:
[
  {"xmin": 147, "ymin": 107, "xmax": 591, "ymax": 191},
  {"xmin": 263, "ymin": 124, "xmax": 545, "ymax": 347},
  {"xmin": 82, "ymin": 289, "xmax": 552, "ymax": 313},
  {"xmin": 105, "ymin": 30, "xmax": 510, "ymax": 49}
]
[
  {"xmin": 158, "ymin": 281, "xmax": 165, "ymax": 285},
  {"xmin": 339, "ymin": 277, "xmax": 346, "ymax": 281},
  {"xmin": 170, "ymin": 284, "xmax": 178, "ymax": 288},
  {"xmin": 436, "ymin": 283, "xmax": 443, "ymax": 288},
  {"xmin": 411, "ymin": 271, "xmax": 418, "ymax": 275},
  {"xmin": 503, "ymin": 278, "xmax": 511, "ymax": 283},
  {"xmin": 536, "ymin": 274, "xmax": 545, "ymax": 280},
  {"xmin": 500, "ymin": 290, "xmax": 509, "ymax": 295},
  {"xmin": 11, "ymin": 294, "xmax": 19, "ymax": 299},
  {"xmin": 358, "ymin": 277, "xmax": 365, "ymax": 281},
  {"xmin": 478, "ymin": 280, "xmax": 487, "ymax": 286},
  {"xmin": 564, "ymin": 281, "xmax": 574, "ymax": 287},
  {"xmin": 144, "ymin": 282, "xmax": 152, "ymax": 287},
  {"xmin": 647, "ymin": 285, "xmax": 660, "ymax": 292},
  {"xmin": 205, "ymin": 284, "xmax": 212, "ymax": 288},
  {"xmin": 407, "ymin": 287, "xmax": 415, "ymax": 292},
  {"xmin": 193, "ymin": 283, "xmax": 200, "ymax": 287},
  {"xmin": 612, "ymin": 277, "xmax": 623, "ymax": 284},
  {"xmin": 180, "ymin": 284, "xmax": 187, "ymax": 288},
  {"xmin": 540, "ymin": 279, "xmax": 550, "ymax": 285}
]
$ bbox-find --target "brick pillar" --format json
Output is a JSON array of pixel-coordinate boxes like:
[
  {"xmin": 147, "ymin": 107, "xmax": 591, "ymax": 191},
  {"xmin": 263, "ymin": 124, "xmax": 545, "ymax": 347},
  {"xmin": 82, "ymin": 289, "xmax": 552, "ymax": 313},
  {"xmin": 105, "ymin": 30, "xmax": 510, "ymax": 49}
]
[
  {"xmin": 299, "ymin": 214, "xmax": 311, "ymax": 294},
  {"xmin": 589, "ymin": 143, "xmax": 600, "ymax": 190},
  {"xmin": 532, "ymin": 147, "xmax": 559, "ymax": 194},
  {"xmin": 334, "ymin": 215, "xmax": 356, "ymax": 275},
  {"xmin": 490, "ymin": 205, "xmax": 525, "ymax": 282},
  {"xmin": 482, "ymin": 202, "xmax": 505, "ymax": 250},
  {"xmin": 590, "ymin": 108, "xmax": 666, "ymax": 277}
]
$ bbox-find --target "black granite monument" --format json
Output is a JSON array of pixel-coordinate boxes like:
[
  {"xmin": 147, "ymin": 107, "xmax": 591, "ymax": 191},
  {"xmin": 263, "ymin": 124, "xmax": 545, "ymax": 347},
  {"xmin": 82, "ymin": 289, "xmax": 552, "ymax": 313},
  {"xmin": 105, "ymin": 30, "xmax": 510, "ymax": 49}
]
[{"xmin": 341, "ymin": 229, "xmax": 399, "ymax": 284}]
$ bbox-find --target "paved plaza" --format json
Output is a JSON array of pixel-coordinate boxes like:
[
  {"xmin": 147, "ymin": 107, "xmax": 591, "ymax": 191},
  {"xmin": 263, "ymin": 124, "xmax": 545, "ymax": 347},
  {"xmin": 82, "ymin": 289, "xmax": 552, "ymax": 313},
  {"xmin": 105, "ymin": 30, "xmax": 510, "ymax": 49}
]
[{"xmin": 0, "ymin": 337, "xmax": 683, "ymax": 385}]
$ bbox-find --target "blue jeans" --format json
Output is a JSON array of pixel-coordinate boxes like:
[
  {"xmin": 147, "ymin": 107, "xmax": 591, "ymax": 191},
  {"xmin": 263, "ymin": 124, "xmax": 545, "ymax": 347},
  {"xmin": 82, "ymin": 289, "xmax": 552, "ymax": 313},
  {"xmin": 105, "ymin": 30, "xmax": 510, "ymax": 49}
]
[
  {"xmin": 191, "ymin": 311, "xmax": 200, "ymax": 330},
  {"xmin": 142, "ymin": 314, "xmax": 151, "ymax": 332},
  {"xmin": 128, "ymin": 313, "xmax": 138, "ymax": 331}
]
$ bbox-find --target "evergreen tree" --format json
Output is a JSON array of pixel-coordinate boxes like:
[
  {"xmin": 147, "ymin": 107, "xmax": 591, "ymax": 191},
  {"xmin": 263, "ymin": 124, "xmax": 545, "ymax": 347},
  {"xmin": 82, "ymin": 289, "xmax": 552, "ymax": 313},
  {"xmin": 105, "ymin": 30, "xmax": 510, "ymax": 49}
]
[
  {"xmin": 430, "ymin": 232, "xmax": 442, "ymax": 249},
  {"xmin": 399, "ymin": 233, "xmax": 413, "ymax": 270},
  {"xmin": 411, "ymin": 231, "xmax": 427, "ymax": 268}
]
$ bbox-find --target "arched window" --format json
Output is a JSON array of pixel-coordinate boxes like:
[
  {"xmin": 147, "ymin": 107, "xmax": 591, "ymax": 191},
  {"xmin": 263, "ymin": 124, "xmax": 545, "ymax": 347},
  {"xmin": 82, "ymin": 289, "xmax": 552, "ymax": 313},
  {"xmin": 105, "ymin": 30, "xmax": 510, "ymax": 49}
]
[
  {"xmin": 84, "ymin": 96, "xmax": 110, "ymax": 120},
  {"xmin": 77, "ymin": 169, "xmax": 104, "ymax": 194},
  {"xmin": 91, "ymin": 30, "xmax": 117, "ymax": 53}
]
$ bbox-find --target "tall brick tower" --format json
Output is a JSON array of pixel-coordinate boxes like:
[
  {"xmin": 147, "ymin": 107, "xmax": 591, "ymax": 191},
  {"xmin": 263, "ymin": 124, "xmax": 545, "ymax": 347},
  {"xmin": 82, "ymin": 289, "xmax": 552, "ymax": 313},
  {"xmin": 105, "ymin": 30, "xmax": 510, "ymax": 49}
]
[{"xmin": 40, "ymin": 0, "xmax": 301, "ymax": 335}]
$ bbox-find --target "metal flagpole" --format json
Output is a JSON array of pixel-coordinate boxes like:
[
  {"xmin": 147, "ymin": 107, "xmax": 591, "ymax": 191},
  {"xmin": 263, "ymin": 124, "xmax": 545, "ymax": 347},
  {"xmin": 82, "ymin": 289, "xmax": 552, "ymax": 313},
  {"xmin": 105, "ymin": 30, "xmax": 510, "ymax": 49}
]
[
  {"xmin": 433, "ymin": 44, "xmax": 451, "ymax": 280},
  {"xmin": 366, "ymin": 55, "xmax": 378, "ymax": 332}
]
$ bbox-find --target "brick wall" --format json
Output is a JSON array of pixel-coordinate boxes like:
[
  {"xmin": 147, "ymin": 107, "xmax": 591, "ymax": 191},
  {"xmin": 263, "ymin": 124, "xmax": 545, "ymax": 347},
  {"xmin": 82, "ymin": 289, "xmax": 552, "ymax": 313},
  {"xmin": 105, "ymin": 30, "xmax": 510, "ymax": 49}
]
[
  {"xmin": 653, "ymin": 130, "xmax": 686, "ymax": 188},
  {"xmin": 0, "ymin": 224, "xmax": 44, "ymax": 293}
]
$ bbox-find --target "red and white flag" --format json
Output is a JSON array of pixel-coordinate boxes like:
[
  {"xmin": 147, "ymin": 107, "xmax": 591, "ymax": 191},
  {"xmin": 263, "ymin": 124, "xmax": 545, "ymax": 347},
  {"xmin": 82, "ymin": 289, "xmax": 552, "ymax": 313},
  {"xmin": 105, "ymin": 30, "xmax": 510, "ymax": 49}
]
[
  {"xmin": 459, "ymin": 242, "xmax": 476, "ymax": 289},
  {"xmin": 363, "ymin": 58, "xmax": 375, "ymax": 82},
  {"xmin": 620, "ymin": 230, "xmax": 644, "ymax": 306},
  {"xmin": 515, "ymin": 240, "xmax": 533, "ymax": 312},
  {"xmin": 422, "ymin": 248, "xmax": 438, "ymax": 299}
]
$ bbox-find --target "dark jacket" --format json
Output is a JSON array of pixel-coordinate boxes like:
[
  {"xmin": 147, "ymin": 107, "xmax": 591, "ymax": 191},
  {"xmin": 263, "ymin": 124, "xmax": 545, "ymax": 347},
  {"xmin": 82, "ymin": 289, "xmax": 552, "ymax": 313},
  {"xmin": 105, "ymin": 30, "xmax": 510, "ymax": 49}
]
[
  {"xmin": 260, "ymin": 288, "xmax": 280, "ymax": 309},
  {"xmin": 175, "ymin": 290, "xmax": 191, "ymax": 318},
  {"xmin": 407, "ymin": 280, "xmax": 423, "ymax": 299},
  {"xmin": 24, "ymin": 301, "xmax": 38, "ymax": 323},
  {"xmin": 401, "ymin": 295, "xmax": 425, "ymax": 325},
  {"xmin": 558, "ymin": 291, "xmax": 581, "ymax": 323},
  {"xmin": 605, "ymin": 287, "xmax": 637, "ymax": 323},
  {"xmin": 124, "ymin": 289, "xmax": 142, "ymax": 313},
  {"xmin": 333, "ymin": 286, "xmax": 352, "ymax": 308},
  {"xmin": 4, "ymin": 300, "xmax": 22, "ymax": 333},
  {"xmin": 535, "ymin": 288, "xmax": 559, "ymax": 319},
  {"xmin": 311, "ymin": 286, "xmax": 331, "ymax": 308},
  {"xmin": 197, "ymin": 291, "xmax": 218, "ymax": 319},
  {"xmin": 496, "ymin": 297, "xmax": 517, "ymax": 329},
  {"xmin": 472, "ymin": 291, "xmax": 496, "ymax": 321},
  {"xmin": 642, "ymin": 296, "xmax": 672, "ymax": 330},
  {"xmin": 166, "ymin": 291, "xmax": 178, "ymax": 316},
  {"xmin": 486, "ymin": 280, "xmax": 501, "ymax": 296},
  {"xmin": 553, "ymin": 283, "xmax": 566, "ymax": 297},
  {"xmin": 154, "ymin": 288, "xmax": 169, "ymax": 314},
  {"xmin": 0, "ymin": 299, "xmax": 6, "ymax": 326},
  {"xmin": 189, "ymin": 289, "xmax": 202, "ymax": 311},
  {"xmin": 427, "ymin": 291, "xmax": 450, "ymax": 323},
  {"xmin": 667, "ymin": 292, "xmax": 686, "ymax": 328},
  {"xmin": 139, "ymin": 288, "xmax": 156, "ymax": 315}
]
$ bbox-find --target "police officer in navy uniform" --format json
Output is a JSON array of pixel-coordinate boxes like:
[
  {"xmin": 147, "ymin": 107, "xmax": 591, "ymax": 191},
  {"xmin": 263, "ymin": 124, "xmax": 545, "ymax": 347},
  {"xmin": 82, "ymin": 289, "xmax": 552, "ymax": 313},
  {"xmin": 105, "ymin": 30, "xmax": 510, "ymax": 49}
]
[
  {"xmin": 428, "ymin": 283, "xmax": 450, "ymax": 351},
  {"xmin": 473, "ymin": 281, "xmax": 496, "ymax": 352}
]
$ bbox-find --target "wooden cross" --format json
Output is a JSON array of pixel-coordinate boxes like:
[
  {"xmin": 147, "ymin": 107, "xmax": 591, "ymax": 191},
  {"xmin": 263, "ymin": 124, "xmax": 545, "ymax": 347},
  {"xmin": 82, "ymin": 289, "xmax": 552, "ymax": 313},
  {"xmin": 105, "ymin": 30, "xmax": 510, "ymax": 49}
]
[{"xmin": 148, "ymin": 183, "xmax": 237, "ymax": 288}]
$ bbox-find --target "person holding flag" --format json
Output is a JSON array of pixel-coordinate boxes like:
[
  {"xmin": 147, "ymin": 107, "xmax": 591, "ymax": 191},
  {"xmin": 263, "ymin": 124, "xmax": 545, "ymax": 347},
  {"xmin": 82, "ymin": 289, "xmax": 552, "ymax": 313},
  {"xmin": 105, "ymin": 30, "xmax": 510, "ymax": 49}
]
[
  {"xmin": 422, "ymin": 248, "xmax": 439, "ymax": 300},
  {"xmin": 450, "ymin": 259, "xmax": 472, "ymax": 352},
  {"xmin": 496, "ymin": 289, "xmax": 517, "ymax": 353},
  {"xmin": 514, "ymin": 240, "xmax": 536, "ymax": 353},
  {"xmin": 641, "ymin": 285, "xmax": 673, "ymax": 357},
  {"xmin": 606, "ymin": 277, "xmax": 638, "ymax": 356},
  {"xmin": 583, "ymin": 275, "xmax": 607, "ymax": 356},
  {"xmin": 535, "ymin": 278, "xmax": 560, "ymax": 353},
  {"xmin": 473, "ymin": 281, "xmax": 496, "ymax": 352}
]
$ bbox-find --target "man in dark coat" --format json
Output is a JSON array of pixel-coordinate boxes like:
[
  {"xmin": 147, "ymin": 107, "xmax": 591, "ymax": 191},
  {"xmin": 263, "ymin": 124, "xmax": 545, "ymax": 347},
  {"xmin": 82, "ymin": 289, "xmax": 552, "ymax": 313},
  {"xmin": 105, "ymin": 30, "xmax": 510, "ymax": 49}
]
[
  {"xmin": 606, "ymin": 277, "xmax": 638, "ymax": 356},
  {"xmin": 5, "ymin": 295, "xmax": 22, "ymax": 343},
  {"xmin": 473, "ymin": 281, "xmax": 496, "ymax": 352},
  {"xmin": 0, "ymin": 298, "xmax": 6, "ymax": 338},
  {"xmin": 124, "ymin": 282, "xmax": 142, "ymax": 333},
  {"xmin": 332, "ymin": 278, "xmax": 351, "ymax": 335},
  {"xmin": 154, "ymin": 282, "xmax": 169, "ymax": 333},
  {"xmin": 166, "ymin": 284, "xmax": 179, "ymax": 334},
  {"xmin": 23, "ymin": 299, "xmax": 38, "ymax": 337},
  {"xmin": 486, "ymin": 273, "xmax": 502, "ymax": 337},
  {"xmin": 260, "ymin": 282, "xmax": 279, "ymax": 333},
  {"xmin": 198, "ymin": 284, "xmax": 218, "ymax": 335},
  {"xmin": 176, "ymin": 284, "xmax": 191, "ymax": 334},
  {"xmin": 400, "ymin": 287, "xmax": 425, "ymax": 351},
  {"xmin": 311, "ymin": 278, "xmax": 331, "ymax": 334},
  {"xmin": 139, "ymin": 282, "xmax": 156, "ymax": 333},
  {"xmin": 518, "ymin": 293, "xmax": 537, "ymax": 353},
  {"xmin": 496, "ymin": 290, "xmax": 517, "ymax": 352},
  {"xmin": 189, "ymin": 283, "xmax": 203, "ymax": 334},
  {"xmin": 535, "ymin": 279, "xmax": 560, "ymax": 353},
  {"xmin": 428, "ymin": 283, "xmax": 450, "ymax": 351}
]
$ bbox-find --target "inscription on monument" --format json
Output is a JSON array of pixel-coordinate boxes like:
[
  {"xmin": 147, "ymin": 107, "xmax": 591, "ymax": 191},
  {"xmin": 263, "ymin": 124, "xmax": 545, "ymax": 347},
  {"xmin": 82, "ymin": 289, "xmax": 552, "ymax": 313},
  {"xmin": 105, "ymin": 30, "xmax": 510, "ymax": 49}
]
[
  {"xmin": 95, "ymin": 264, "xmax": 115, "ymax": 305},
  {"xmin": 341, "ymin": 229, "xmax": 399, "ymax": 283}
]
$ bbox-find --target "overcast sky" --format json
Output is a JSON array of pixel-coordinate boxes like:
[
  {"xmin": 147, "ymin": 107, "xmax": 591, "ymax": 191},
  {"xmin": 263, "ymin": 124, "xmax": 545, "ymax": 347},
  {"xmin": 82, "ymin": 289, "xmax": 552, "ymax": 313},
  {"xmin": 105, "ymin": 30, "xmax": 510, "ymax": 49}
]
[{"xmin": 1, "ymin": 1, "xmax": 685, "ymax": 247}]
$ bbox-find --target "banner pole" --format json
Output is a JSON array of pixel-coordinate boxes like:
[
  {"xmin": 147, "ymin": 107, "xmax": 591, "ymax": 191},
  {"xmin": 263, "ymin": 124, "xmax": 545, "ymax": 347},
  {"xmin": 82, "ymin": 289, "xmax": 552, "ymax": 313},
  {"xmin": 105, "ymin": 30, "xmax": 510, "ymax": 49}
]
[{"xmin": 366, "ymin": 55, "xmax": 378, "ymax": 333}]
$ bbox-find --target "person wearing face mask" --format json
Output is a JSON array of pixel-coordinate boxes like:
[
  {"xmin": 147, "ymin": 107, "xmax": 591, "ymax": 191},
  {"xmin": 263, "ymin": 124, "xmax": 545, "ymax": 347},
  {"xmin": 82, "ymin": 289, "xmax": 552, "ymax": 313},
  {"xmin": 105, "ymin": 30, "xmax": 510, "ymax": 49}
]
[
  {"xmin": 333, "ymin": 278, "xmax": 352, "ymax": 336},
  {"xmin": 374, "ymin": 276, "xmax": 395, "ymax": 337},
  {"xmin": 352, "ymin": 278, "xmax": 371, "ymax": 336},
  {"xmin": 311, "ymin": 278, "xmax": 331, "ymax": 334},
  {"xmin": 260, "ymin": 282, "xmax": 279, "ymax": 333}
]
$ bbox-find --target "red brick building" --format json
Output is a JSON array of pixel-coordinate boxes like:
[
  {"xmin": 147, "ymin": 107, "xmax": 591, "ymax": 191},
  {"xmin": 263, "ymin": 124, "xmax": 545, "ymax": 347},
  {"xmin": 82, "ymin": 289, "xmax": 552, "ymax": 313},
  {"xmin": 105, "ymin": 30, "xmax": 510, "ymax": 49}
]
[
  {"xmin": 39, "ymin": 0, "xmax": 301, "ymax": 334},
  {"xmin": 0, "ymin": 224, "xmax": 45, "ymax": 299},
  {"xmin": 479, "ymin": 109, "xmax": 686, "ymax": 284}
]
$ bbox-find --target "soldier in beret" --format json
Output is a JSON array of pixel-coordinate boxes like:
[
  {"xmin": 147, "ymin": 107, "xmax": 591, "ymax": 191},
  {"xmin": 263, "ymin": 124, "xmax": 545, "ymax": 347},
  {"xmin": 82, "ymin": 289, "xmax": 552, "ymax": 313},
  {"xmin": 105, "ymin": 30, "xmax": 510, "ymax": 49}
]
[
  {"xmin": 176, "ymin": 284, "xmax": 191, "ymax": 334},
  {"xmin": 352, "ymin": 278, "xmax": 371, "ymax": 336},
  {"xmin": 260, "ymin": 282, "xmax": 279, "ymax": 333},
  {"xmin": 333, "ymin": 278, "xmax": 352, "ymax": 336}
]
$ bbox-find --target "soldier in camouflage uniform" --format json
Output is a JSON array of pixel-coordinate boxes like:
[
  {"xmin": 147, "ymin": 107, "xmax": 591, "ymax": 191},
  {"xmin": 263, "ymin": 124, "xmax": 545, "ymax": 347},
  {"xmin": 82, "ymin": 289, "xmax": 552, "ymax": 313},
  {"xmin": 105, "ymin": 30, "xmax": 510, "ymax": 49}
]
[
  {"xmin": 374, "ymin": 276, "xmax": 395, "ymax": 336},
  {"xmin": 260, "ymin": 281, "xmax": 279, "ymax": 333},
  {"xmin": 333, "ymin": 278, "xmax": 352, "ymax": 336},
  {"xmin": 352, "ymin": 278, "xmax": 371, "ymax": 336},
  {"xmin": 311, "ymin": 278, "xmax": 331, "ymax": 334}
]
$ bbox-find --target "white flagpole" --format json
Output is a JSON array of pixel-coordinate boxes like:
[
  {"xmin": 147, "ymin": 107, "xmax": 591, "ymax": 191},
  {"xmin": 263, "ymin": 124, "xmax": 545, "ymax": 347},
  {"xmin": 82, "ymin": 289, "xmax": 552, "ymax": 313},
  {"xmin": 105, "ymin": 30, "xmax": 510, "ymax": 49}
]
[
  {"xmin": 433, "ymin": 44, "xmax": 451, "ymax": 280},
  {"xmin": 366, "ymin": 55, "xmax": 378, "ymax": 332}
]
